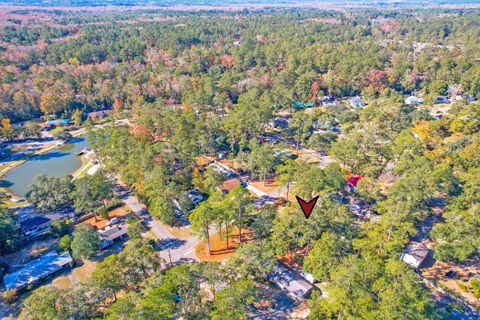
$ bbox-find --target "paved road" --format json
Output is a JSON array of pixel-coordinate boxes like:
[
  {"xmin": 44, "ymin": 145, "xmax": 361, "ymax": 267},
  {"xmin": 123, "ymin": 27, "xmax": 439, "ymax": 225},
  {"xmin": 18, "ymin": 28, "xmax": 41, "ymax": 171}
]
[{"xmin": 123, "ymin": 194, "xmax": 199, "ymax": 264}]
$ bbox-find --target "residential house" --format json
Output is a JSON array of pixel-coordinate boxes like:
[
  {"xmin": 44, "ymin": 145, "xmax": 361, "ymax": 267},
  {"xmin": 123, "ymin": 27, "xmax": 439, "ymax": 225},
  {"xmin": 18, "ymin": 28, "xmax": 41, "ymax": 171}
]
[
  {"xmin": 292, "ymin": 101, "xmax": 315, "ymax": 109},
  {"xmin": 401, "ymin": 241, "xmax": 430, "ymax": 269},
  {"xmin": 321, "ymin": 95, "xmax": 337, "ymax": 107},
  {"xmin": 220, "ymin": 178, "xmax": 242, "ymax": 193},
  {"xmin": 44, "ymin": 119, "xmax": 70, "ymax": 128},
  {"xmin": 3, "ymin": 251, "xmax": 73, "ymax": 291},
  {"xmin": 466, "ymin": 94, "xmax": 478, "ymax": 103},
  {"xmin": 349, "ymin": 96, "xmax": 367, "ymax": 108},
  {"xmin": 20, "ymin": 215, "xmax": 51, "ymax": 237},
  {"xmin": 434, "ymin": 95, "xmax": 450, "ymax": 104},
  {"xmin": 270, "ymin": 116, "xmax": 289, "ymax": 129},
  {"xmin": 405, "ymin": 95, "xmax": 424, "ymax": 106},
  {"xmin": 99, "ymin": 225, "xmax": 128, "ymax": 249},
  {"xmin": 268, "ymin": 263, "xmax": 316, "ymax": 300},
  {"xmin": 88, "ymin": 110, "xmax": 109, "ymax": 120},
  {"xmin": 209, "ymin": 163, "xmax": 235, "ymax": 178}
]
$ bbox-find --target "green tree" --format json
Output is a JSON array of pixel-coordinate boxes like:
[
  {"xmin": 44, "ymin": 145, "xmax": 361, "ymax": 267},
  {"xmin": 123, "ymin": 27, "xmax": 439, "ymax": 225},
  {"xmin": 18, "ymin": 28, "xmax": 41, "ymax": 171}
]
[
  {"xmin": 190, "ymin": 201, "xmax": 215, "ymax": 255},
  {"xmin": 308, "ymin": 257, "xmax": 438, "ymax": 320},
  {"xmin": 275, "ymin": 159, "xmax": 298, "ymax": 200},
  {"xmin": 72, "ymin": 108, "xmax": 83, "ymax": 127},
  {"xmin": 247, "ymin": 139, "xmax": 276, "ymax": 185},
  {"xmin": 59, "ymin": 234, "xmax": 72, "ymax": 253},
  {"xmin": 210, "ymin": 279, "xmax": 257, "ymax": 320},
  {"xmin": 303, "ymin": 231, "xmax": 351, "ymax": 282},
  {"xmin": 49, "ymin": 218, "xmax": 69, "ymax": 238},
  {"xmin": 19, "ymin": 287, "xmax": 67, "ymax": 320},
  {"xmin": 224, "ymin": 185, "xmax": 251, "ymax": 244},
  {"xmin": 290, "ymin": 111, "xmax": 313, "ymax": 152},
  {"xmin": 202, "ymin": 166, "xmax": 223, "ymax": 194},
  {"xmin": 71, "ymin": 224, "xmax": 100, "ymax": 261},
  {"xmin": 26, "ymin": 174, "xmax": 73, "ymax": 213},
  {"xmin": 226, "ymin": 242, "xmax": 276, "ymax": 281},
  {"xmin": 0, "ymin": 208, "xmax": 20, "ymax": 254},
  {"xmin": 250, "ymin": 205, "xmax": 276, "ymax": 241},
  {"xmin": 127, "ymin": 218, "xmax": 143, "ymax": 240},
  {"xmin": 72, "ymin": 172, "xmax": 113, "ymax": 221},
  {"xmin": 90, "ymin": 255, "xmax": 123, "ymax": 302}
]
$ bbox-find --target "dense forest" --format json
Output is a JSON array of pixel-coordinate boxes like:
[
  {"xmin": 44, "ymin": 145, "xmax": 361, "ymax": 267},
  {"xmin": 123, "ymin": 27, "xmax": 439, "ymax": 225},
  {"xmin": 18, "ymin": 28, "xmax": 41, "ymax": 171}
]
[{"xmin": 0, "ymin": 5, "xmax": 479, "ymax": 320}]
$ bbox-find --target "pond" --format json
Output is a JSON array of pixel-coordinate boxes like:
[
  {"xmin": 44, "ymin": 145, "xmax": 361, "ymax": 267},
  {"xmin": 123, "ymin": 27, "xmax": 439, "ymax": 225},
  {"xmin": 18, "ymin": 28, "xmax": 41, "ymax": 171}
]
[{"xmin": 2, "ymin": 136, "xmax": 90, "ymax": 197}]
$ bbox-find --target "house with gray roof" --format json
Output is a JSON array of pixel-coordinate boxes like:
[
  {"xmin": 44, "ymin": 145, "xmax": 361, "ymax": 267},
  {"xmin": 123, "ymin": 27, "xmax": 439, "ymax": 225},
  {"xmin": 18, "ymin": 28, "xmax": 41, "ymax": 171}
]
[
  {"xmin": 401, "ymin": 241, "xmax": 430, "ymax": 269},
  {"xmin": 268, "ymin": 263, "xmax": 316, "ymax": 300},
  {"xmin": 349, "ymin": 96, "xmax": 367, "ymax": 108},
  {"xmin": 3, "ymin": 251, "xmax": 72, "ymax": 291}
]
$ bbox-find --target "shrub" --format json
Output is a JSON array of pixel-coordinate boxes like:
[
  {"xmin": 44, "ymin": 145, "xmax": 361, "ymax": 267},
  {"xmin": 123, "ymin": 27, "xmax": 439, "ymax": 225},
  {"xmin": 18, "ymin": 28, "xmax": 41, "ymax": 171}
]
[{"xmin": 2, "ymin": 289, "xmax": 18, "ymax": 304}]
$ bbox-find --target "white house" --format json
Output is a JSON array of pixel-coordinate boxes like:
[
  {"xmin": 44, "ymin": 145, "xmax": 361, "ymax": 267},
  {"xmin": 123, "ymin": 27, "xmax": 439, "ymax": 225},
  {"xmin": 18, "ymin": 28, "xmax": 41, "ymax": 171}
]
[
  {"xmin": 405, "ymin": 95, "xmax": 424, "ymax": 105},
  {"xmin": 349, "ymin": 96, "xmax": 367, "ymax": 108}
]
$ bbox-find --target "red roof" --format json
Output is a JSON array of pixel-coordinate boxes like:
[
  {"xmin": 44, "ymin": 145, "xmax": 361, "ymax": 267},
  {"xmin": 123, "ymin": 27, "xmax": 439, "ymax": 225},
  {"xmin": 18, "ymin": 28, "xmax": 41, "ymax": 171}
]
[
  {"xmin": 220, "ymin": 178, "xmax": 241, "ymax": 192},
  {"xmin": 347, "ymin": 175, "xmax": 362, "ymax": 187}
]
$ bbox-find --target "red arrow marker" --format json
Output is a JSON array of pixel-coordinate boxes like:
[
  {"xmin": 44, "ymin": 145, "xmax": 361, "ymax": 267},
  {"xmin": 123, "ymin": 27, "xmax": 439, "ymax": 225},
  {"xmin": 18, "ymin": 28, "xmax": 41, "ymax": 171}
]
[{"xmin": 295, "ymin": 195, "xmax": 319, "ymax": 219}]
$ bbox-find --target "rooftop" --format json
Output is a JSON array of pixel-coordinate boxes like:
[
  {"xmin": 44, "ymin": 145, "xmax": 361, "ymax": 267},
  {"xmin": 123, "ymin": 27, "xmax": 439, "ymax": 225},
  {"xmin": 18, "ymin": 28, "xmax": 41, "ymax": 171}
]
[
  {"xmin": 403, "ymin": 241, "xmax": 430, "ymax": 262},
  {"xmin": 99, "ymin": 225, "xmax": 128, "ymax": 242},
  {"xmin": 45, "ymin": 119, "xmax": 69, "ymax": 126},
  {"xmin": 20, "ymin": 215, "xmax": 50, "ymax": 231},
  {"xmin": 268, "ymin": 263, "xmax": 315, "ymax": 300},
  {"xmin": 3, "ymin": 251, "xmax": 72, "ymax": 290},
  {"xmin": 220, "ymin": 178, "xmax": 242, "ymax": 192}
]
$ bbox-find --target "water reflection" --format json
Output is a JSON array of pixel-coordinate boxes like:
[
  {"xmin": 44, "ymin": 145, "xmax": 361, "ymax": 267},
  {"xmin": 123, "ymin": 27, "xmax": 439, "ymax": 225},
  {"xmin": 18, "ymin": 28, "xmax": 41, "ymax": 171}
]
[{"xmin": 2, "ymin": 137, "xmax": 89, "ymax": 197}]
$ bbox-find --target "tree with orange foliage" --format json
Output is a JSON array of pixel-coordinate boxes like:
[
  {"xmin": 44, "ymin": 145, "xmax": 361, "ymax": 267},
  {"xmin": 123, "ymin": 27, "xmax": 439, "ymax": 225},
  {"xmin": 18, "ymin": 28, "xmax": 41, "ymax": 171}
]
[
  {"xmin": 39, "ymin": 93, "xmax": 60, "ymax": 115},
  {"xmin": 1, "ymin": 118, "xmax": 15, "ymax": 140}
]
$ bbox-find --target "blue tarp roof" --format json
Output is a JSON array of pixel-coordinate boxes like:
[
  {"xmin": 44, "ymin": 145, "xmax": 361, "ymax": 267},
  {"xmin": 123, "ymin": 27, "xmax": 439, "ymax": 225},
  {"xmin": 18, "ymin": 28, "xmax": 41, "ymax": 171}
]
[
  {"xmin": 293, "ymin": 101, "xmax": 314, "ymax": 109},
  {"xmin": 3, "ymin": 251, "xmax": 72, "ymax": 290},
  {"xmin": 45, "ymin": 119, "xmax": 69, "ymax": 125}
]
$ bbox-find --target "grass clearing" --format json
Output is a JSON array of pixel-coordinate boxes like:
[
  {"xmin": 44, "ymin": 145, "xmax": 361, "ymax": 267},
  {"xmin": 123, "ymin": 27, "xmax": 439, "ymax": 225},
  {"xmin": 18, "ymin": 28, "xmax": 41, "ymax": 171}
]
[{"xmin": 73, "ymin": 260, "xmax": 97, "ymax": 283}]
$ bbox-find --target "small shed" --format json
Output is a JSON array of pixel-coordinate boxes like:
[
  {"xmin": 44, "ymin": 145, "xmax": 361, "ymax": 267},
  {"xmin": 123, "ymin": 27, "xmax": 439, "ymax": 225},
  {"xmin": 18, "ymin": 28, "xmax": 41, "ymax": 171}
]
[{"xmin": 401, "ymin": 241, "xmax": 430, "ymax": 269}]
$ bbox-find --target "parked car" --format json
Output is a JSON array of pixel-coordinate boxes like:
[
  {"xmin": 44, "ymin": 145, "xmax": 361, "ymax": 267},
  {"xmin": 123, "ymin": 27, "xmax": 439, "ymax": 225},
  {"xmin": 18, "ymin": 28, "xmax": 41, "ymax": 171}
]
[
  {"xmin": 218, "ymin": 152, "xmax": 228, "ymax": 159},
  {"xmin": 106, "ymin": 217, "xmax": 120, "ymax": 227},
  {"xmin": 188, "ymin": 189, "xmax": 205, "ymax": 206}
]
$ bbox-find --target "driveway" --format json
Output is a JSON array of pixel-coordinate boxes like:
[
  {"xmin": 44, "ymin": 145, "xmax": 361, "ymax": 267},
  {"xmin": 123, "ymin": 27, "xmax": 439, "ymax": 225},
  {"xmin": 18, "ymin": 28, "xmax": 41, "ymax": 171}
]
[{"xmin": 123, "ymin": 194, "xmax": 199, "ymax": 264}]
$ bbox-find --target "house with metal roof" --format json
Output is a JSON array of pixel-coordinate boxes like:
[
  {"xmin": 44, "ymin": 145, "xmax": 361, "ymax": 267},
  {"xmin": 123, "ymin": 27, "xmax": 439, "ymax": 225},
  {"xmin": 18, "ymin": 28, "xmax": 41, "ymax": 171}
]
[
  {"xmin": 292, "ymin": 101, "xmax": 315, "ymax": 109},
  {"xmin": 3, "ymin": 251, "xmax": 72, "ymax": 290},
  {"xmin": 99, "ymin": 225, "xmax": 128, "ymax": 249},
  {"xmin": 44, "ymin": 119, "xmax": 70, "ymax": 126},
  {"xmin": 268, "ymin": 263, "xmax": 316, "ymax": 300},
  {"xmin": 401, "ymin": 241, "xmax": 430, "ymax": 269}
]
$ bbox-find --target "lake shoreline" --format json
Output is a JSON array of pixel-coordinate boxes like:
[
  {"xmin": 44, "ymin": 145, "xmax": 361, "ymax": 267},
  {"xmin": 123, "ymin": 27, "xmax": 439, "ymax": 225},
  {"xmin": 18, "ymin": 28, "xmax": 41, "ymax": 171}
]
[{"xmin": 1, "ymin": 129, "xmax": 89, "ymax": 201}]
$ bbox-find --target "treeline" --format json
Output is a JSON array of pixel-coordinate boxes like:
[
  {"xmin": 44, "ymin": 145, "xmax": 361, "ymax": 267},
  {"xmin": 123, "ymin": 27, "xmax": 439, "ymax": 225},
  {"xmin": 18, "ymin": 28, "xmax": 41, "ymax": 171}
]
[{"xmin": 1, "ymin": 9, "xmax": 479, "ymax": 121}]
